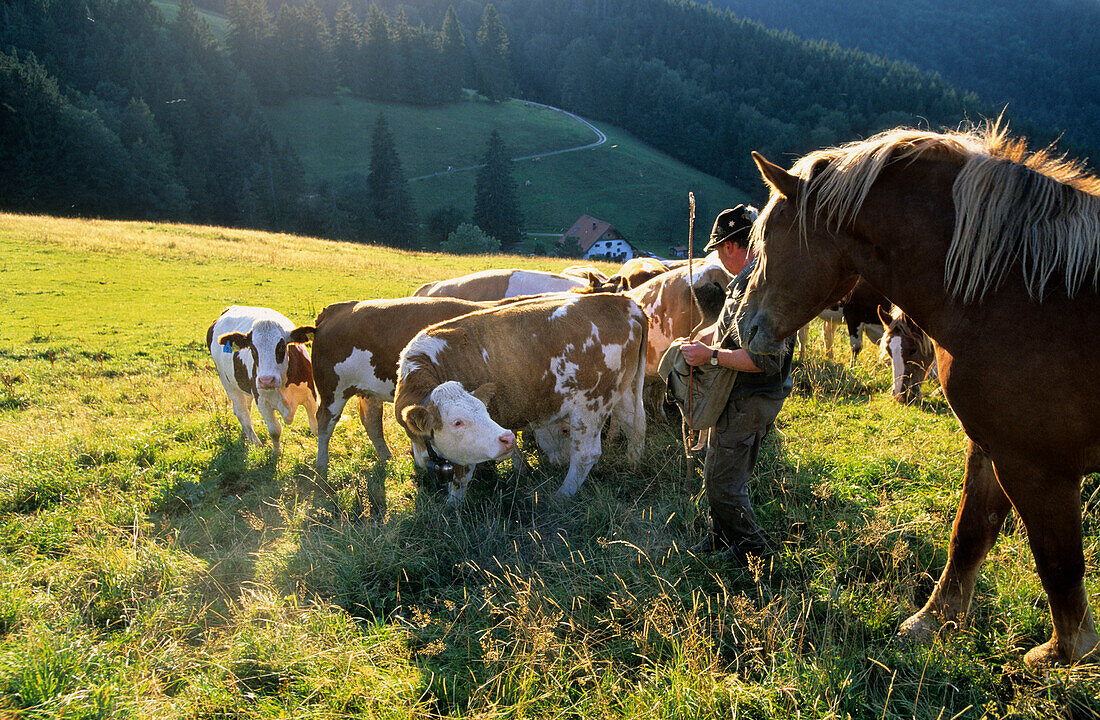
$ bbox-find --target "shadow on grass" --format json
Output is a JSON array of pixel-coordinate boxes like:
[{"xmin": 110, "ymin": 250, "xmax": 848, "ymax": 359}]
[{"xmin": 146, "ymin": 409, "xmax": 1027, "ymax": 716}]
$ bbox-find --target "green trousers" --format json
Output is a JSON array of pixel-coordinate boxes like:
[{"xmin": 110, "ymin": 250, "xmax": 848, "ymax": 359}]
[{"xmin": 702, "ymin": 393, "xmax": 784, "ymax": 547}]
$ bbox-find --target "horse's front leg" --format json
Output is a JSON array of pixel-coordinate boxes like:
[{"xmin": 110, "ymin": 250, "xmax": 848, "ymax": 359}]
[
  {"xmin": 993, "ymin": 456, "xmax": 1098, "ymax": 667},
  {"xmin": 899, "ymin": 440, "xmax": 1010, "ymax": 641}
]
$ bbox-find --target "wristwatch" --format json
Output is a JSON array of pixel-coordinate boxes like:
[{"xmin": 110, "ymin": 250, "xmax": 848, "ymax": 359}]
[{"xmin": 709, "ymin": 348, "xmax": 719, "ymax": 366}]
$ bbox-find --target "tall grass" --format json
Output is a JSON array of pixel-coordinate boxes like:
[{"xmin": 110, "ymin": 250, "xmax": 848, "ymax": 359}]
[{"xmin": 0, "ymin": 215, "xmax": 1097, "ymax": 718}]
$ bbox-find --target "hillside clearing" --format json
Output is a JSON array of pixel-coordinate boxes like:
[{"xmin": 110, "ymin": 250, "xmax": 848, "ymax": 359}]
[{"xmin": 262, "ymin": 96, "xmax": 746, "ymax": 249}]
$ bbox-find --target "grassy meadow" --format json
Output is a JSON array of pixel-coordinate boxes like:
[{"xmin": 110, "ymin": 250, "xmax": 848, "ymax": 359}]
[{"xmin": 0, "ymin": 213, "xmax": 1098, "ymax": 718}]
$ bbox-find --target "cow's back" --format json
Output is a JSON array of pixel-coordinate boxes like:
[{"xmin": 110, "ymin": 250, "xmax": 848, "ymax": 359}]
[
  {"xmin": 416, "ymin": 269, "xmax": 585, "ymax": 301},
  {"xmin": 397, "ymin": 294, "xmax": 646, "ymax": 430},
  {"xmin": 313, "ymin": 297, "xmax": 493, "ymax": 390}
]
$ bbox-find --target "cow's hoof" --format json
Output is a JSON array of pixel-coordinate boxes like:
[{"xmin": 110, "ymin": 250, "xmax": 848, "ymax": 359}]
[
  {"xmin": 1024, "ymin": 640, "xmax": 1069, "ymax": 669},
  {"xmin": 897, "ymin": 610, "xmax": 939, "ymax": 646}
]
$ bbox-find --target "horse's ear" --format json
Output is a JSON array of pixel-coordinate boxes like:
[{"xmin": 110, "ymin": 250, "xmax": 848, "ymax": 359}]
[
  {"xmin": 752, "ymin": 151, "xmax": 800, "ymax": 200},
  {"xmin": 876, "ymin": 305, "xmax": 892, "ymax": 328}
]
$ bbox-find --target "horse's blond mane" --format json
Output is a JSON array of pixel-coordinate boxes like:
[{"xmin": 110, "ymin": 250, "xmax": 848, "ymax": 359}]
[{"xmin": 753, "ymin": 121, "xmax": 1100, "ymax": 301}]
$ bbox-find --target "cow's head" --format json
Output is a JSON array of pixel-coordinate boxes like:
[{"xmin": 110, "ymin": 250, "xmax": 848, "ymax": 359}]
[
  {"xmin": 400, "ymin": 381, "xmax": 515, "ymax": 466},
  {"xmin": 220, "ymin": 322, "xmax": 314, "ymax": 390}
]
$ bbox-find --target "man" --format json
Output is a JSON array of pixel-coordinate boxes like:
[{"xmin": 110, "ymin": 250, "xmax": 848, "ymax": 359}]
[{"xmin": 681, "ymin": 204, "xmax": 795, "ymax": 563}]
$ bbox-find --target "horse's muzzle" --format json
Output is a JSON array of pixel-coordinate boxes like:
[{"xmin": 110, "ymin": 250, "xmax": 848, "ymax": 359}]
[{"xmin": 739, "ymin": 311, "xmax": 783, "ymax": 355}]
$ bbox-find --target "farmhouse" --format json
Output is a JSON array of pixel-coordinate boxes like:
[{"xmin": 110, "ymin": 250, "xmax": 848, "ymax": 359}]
[{"xmin": 558, "ymin": 215, "xmax": 638, "ymax": 261}]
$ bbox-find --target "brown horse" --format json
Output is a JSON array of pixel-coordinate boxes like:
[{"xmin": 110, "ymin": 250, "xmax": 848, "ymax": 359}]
[
  {"xmin": 737, "ymin": 122, "xmax": 1100, "ymax": 667},
  {"xmin": 878, "ymin": 306, "xmax": 937, "ymax": 404}
]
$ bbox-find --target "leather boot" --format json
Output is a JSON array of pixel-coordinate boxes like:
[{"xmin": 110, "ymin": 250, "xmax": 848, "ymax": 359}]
[{"xmin": 714, "ymin": 505, "xmax": 772, "ymax": 564}]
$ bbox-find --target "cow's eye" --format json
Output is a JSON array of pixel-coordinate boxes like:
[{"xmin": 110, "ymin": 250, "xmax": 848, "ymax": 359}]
[
  {"xmin": 275, "ymin": 339, "xmax": 287, "ymax": 363},
  {"xmin": 452, "ymin": 419, "xmax": 464, "ymax": 428}
]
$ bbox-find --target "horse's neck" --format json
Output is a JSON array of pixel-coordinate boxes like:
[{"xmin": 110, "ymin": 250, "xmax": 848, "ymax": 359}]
[{"xmin": 844, "ymin": 158, "xmax": 962, "ymax": 347}]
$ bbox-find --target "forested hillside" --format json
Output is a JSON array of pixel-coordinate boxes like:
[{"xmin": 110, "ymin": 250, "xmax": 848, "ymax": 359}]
[
  {"xmin": 216, "ymin": 0, "xmax": 998, "ymax": 188},
  {"xmin": 709, "ymin": 0, "xmax": 1100, "ymax": 157},
  {"xmin": 2, "ymin": 0, "xmax": 1091, "ymax": 251}
]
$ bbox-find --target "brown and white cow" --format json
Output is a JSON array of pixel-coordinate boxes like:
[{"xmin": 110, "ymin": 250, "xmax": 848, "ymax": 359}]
[
  {"xmin": 412, "ymin": 268, "xmax": 587, "ymax": 300},
  {"xmin": 575, "ymin": 257, "xmax": 670, "ymax": 294},
  {"xmin": 309, "ymin": 297, "xmax": 499, "ymax": 478},
  {"xmin": 208, "ymin": 305, "xmax": 318, "ymax": 455},
  {"xmin": 625, "ymin": 252, "xmax": 731, "ymax": 379},
  {"xmin": 561, "ymin": 265, "xmax": 611, "ymax": 286},
  {"xmin": 395, "ymin": 293, "xmax": 648, "ymax": 504}
]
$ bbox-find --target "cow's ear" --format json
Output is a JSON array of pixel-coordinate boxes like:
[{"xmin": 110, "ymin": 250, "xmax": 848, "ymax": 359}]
[
  {"xmin": 218, "ymin": 331, "xmax": 252, "ymax": 350},
  {"xmin": 752, "ymin": 151, "xmax": 800, "ymax": 200},
  {"xmin": 471, "ymin": 382, "xmax": 496, "ymax": 407},
  {"xmin": 402, "ymin": 403, "xmax": 442, "ymax": 436},
  {"xmin": 288, "ymin": 325, "xmax": 315, "ymax": 344}
]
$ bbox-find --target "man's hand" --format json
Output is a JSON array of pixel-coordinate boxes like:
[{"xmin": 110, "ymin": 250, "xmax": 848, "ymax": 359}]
[{"xmin": 681, "ymin": 340, "xmax": 714, "ymax": 367}]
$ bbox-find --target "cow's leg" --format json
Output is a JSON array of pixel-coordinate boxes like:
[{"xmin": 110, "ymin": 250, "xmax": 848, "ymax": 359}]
[
  {"xmin": 315, "ymin": 393, "xmax": 349, "ymax": 480},
  {"xmin": 256, "ymin": 398, "xmax": 283, "ymax": 455},
  {"xmin": 301, "ymin": 386, "xmax": 319, "ymax": 434},
  {"xmin": 610, "ymin": 398, "xmax": 644, "ymax": 466},
  {"xmin": 356, "ymin": 396, "xmax": 392, "ymax": 463},
  {"xmin": 899, "ymin": 441, "xmax": 1009, "ymax": 643},
  {"xmin": 992, "ymin": 456, "xmax": 1098, "ymax": 667},
  {"xmin": 227, "ymin": 389, "xmax": 262, "ymax": 445},
  {"xmin": 847, "ymin": 316, "xmax": 864, "ymax": 362},
  {"xmin": 822, "ymin": 320, "xmax": 837, "ymax": 359},
  {"xmin": 556, "ymin": 419, "xmax": 601, "ymax": 497},
  {"xmin": 796, "ymin": 324, "xmax": 808, "ymax": 362},
  {"xmin": 446, "ymin": 465, "xmax": 476, "ymax": 505},
  {"xmin": 278, "ymin": 388, "xmax": 299, "ymax": 426}
]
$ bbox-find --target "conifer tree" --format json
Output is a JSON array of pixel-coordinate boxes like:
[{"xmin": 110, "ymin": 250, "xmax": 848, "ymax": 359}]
[
  {"xmin": 173, "ymin": 0, "xmax": 218, "ymax": 54},
  {"xmin": 473, "ymin": 129, "xmax": 524, "ymax": 250},
  {"xmin": 362, "ymin": 4, "xmax": 397, "ymax": 101},
  {"xmin": 226, "ymin": 0, "xmax": 280, "ymax": 101},
  {"xmin": 438, "ymin": 5, "xmax": 469, "ymax": 99},
  {"xmin": 367, "ymin": 113, "xmax": 416, "ymax": 246},
  {"xmin": 474, "ymin": 3, "xmax": 513, "ymax": 102},
  {"xmin": 332, "ymin": 2, "xmax": 361, "ymax": 91}
]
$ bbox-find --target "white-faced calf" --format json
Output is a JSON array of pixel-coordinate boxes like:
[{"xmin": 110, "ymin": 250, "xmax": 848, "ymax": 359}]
[{"xmin": 207, "ymin": 305, "xmax": 318, "ymax": 455}]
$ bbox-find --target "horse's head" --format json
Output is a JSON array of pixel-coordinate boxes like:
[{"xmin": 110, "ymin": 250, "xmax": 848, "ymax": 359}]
[
  {"xmin": 879, "ymin": 308, "xmax": 936, "ymax": 404},
  {"xmin": 737, "ymin": 152, "xmax": 859, "ymax": 355}
]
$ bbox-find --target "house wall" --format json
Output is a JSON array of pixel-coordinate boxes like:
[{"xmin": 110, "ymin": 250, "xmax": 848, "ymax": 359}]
[{"xmin": 584, "ymin": 239, "xmax": 636, "ymax": 260}]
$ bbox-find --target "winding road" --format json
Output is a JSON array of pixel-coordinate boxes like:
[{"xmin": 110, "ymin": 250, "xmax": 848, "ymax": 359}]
[{"xmin": 407, "ymin": 101, "xmax": 607, "ymax": 182}]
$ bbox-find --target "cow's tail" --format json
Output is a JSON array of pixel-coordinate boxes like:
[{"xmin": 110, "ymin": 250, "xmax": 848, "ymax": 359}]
[{"xmin": 626, "ymin": 302, "xmax": 648, "ymax": 465}]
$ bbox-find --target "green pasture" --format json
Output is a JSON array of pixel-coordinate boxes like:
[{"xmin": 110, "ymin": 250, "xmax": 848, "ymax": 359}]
[
  {"xmin": 0, "ymin": 214, "xmax": 1098, "ymax": 718},
  {"xmin": 262, "ymin": 96, "xmax": 746, "ymax": 250}
]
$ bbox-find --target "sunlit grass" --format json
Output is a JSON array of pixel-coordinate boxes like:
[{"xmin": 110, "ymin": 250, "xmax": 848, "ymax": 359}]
[{"xmin": 0, "ymin": 214, "xmax": 1097, "ymax": 718}]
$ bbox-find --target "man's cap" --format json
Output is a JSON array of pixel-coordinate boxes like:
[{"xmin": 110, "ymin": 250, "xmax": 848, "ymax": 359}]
[{"xmin": 703, "ymin": 204, "xmax": 758, "ymax": 253}]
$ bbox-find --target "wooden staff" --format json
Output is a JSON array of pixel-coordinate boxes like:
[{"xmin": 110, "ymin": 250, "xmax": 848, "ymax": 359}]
[{"xmin": 685, "ymin": 192, "xmax": 697, "ymax": 486}]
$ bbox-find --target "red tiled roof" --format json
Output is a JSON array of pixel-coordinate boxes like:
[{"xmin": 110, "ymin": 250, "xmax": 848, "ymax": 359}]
[{"xmin": 559, "ymin": 214, "xmax": 622, "ymax": 252}]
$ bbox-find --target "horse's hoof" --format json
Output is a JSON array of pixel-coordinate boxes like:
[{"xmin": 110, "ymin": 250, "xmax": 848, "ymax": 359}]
[
  {"xmin": 1024, "ymin": 640, "xmax": 1068, "ymax": 669},
  {"xmin": 897, "ymin": 610, "xmax": 939, "ymax": 646}
]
